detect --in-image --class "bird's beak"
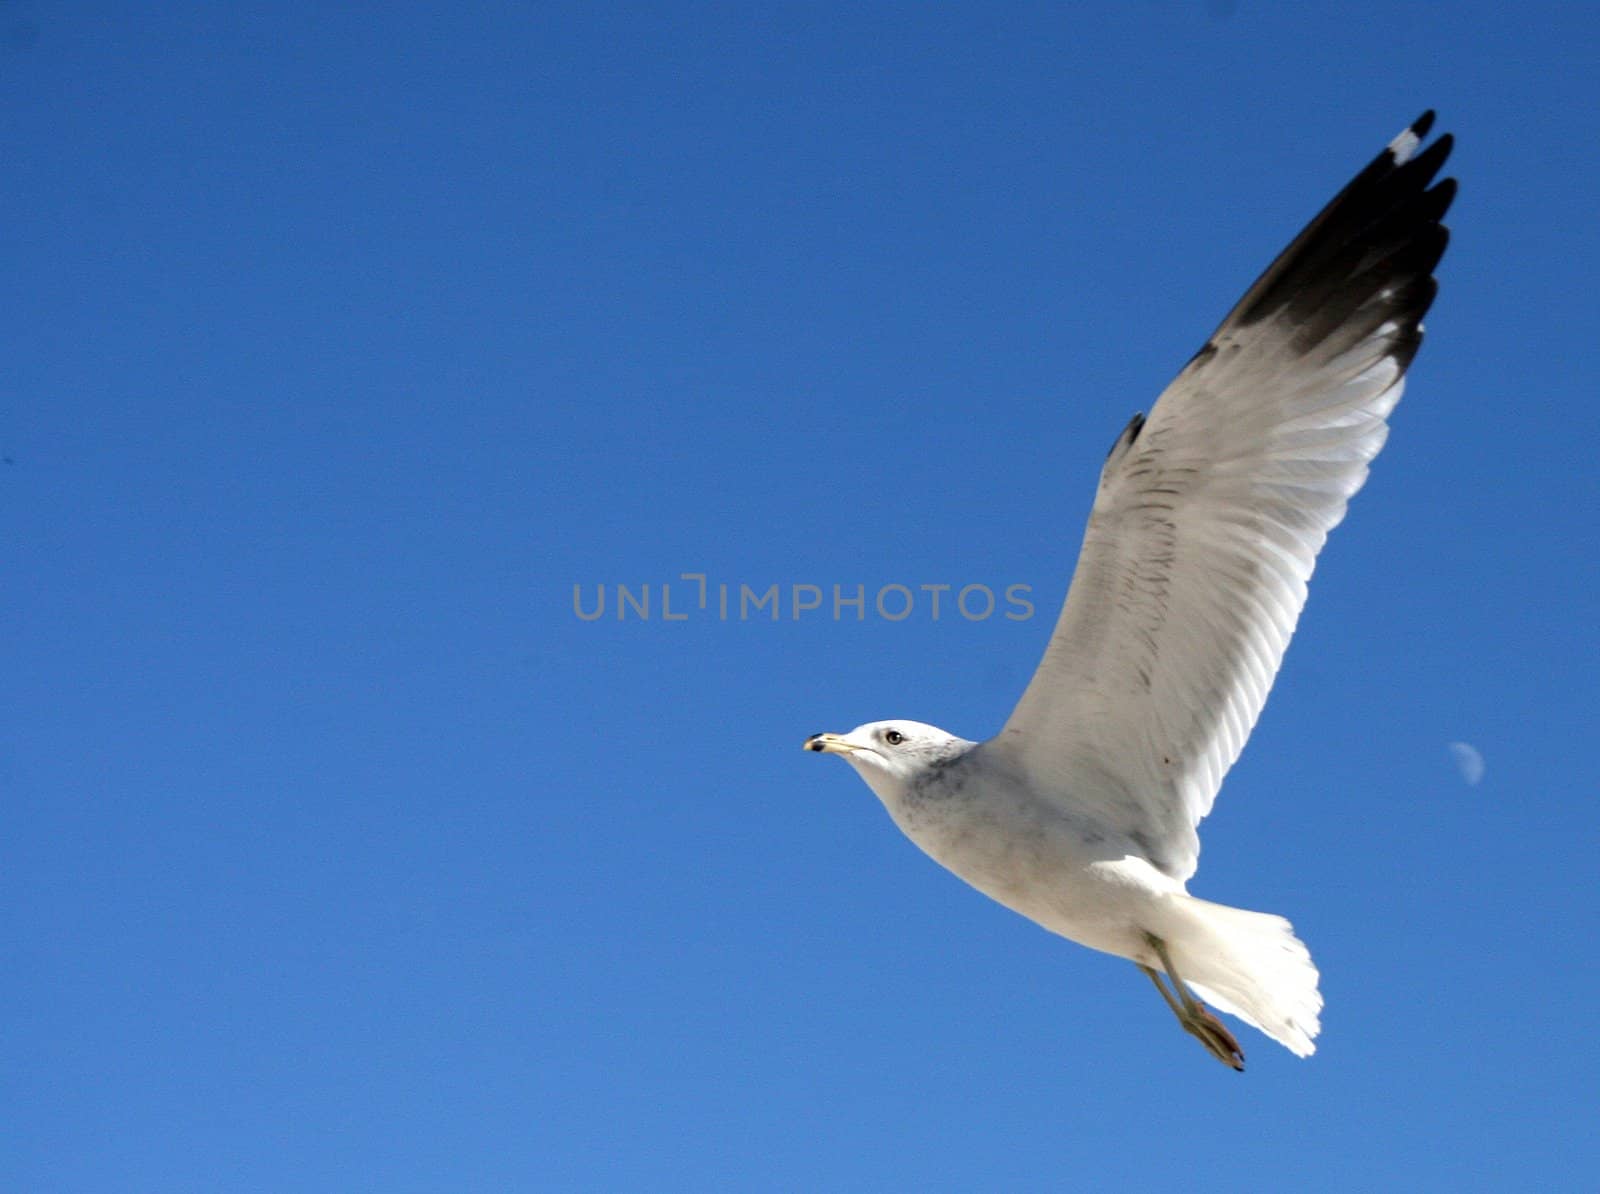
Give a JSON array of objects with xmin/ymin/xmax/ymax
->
[{"xmin": 804, "ymin": 732, "xmax": 857, "ymax": 755}]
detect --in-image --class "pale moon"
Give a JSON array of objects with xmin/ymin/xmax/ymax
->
[{"xmin": 1447, "ymin": 741, "xmax": 1485, "ymax": 786}]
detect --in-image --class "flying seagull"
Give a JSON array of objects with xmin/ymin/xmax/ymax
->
[{"xmin": 807, "ymin": 113, "xmax": 1455, "ymax": 1070}]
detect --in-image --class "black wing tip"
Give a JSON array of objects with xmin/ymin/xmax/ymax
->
[
  {"xmin": 1387, "ymin": 112, "xmax": 1452, "ymax": 176},
  {"xmin": 1224, "ymin": 111, "xmax": 1456, "ymax": 334},
  {"xmin": 1419, "ymin": 131, "xmax": 1455, "ymax": 169}
]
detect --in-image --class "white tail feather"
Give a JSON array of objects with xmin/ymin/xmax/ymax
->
[{"xmin": 1169, "ymin": 896, "xmax": 1323, "ymax": 1057}]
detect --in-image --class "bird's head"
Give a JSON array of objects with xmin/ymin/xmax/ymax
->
[{"xmin": 804, "ymin": 720, "xmax": 973, "ymax": 802}]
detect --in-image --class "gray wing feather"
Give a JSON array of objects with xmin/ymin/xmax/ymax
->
[{"xmin": 992, "ymin": 114, "xmax": 1455, "ymax": 881}]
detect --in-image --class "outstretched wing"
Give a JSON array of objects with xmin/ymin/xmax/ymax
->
[{"xmin": 990, "ymin": 113, "xmax": 1455, "ymax": 881}]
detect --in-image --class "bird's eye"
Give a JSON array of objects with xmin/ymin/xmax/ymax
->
[{"xmin": 884, "ymin": 729, "xmax": 905, "ymax": 746}]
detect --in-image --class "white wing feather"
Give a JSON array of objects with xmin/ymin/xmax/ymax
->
[{"xmin": 990, "ymin": 115, "xmax": 1455, "ymax": 881}]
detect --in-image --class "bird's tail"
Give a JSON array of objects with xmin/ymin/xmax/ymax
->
[{"xmin": 1168, "ymin": 895, "xmax": 1323, "ymax": 1057}]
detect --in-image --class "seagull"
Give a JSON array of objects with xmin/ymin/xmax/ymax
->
[{"xmin": 807, "ymin": 113, "xmax": 1455, "ymax": 1070}]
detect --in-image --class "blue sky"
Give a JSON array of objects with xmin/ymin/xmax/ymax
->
[{"xmin": 5, "ymin": 3, "xmax": 1598, "ymax": 1190}]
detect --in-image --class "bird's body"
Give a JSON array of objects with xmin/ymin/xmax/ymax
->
[
  {"xmin": 860, "ymin": 735, "xmax": 1166, "ymax": 962},
  {"xmin": 817, "ymin": 721, "xmax": 1319, "ymax": 1059},
  {"xmin": 807, "ymin": 113, "xmax": 1455, "ymax": 1069}
]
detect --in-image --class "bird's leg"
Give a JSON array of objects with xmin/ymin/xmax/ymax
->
[
  {"xmin": 1143, "ymin": 933, "xmax": 1245, "ymax": 1072},
  {"xmin": 1139, "ymin": 964, "xmax": 1186, "ymax": 1019},
  {"xmin": 1141, "ymin": 961, "xmax": 1235, "ymax": 1066}
]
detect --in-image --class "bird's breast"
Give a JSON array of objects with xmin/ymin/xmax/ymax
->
[{"xmin": 882, "ymin": 766, "xmax": 1167, "ymax": 956}]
